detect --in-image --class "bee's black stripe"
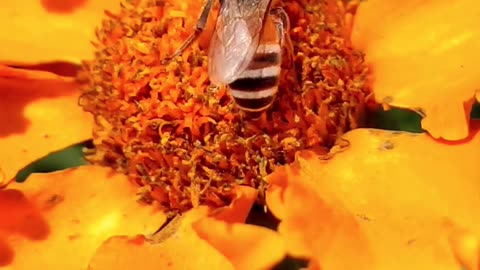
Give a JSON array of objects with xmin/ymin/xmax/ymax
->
[
  {"xmin": 228, "ymin": 76, "xmax": 279, "ymax": 92},
  {"xmin": 243, "ymin": 110, "xmax": 264, "ymax": 120},
  {"xmin": 248, "ymin": 52, "xmax": 281, "ymax": 69},
  {"xmin": 234, "ymin": 96, "xmax": 275, "ymax": 111}
]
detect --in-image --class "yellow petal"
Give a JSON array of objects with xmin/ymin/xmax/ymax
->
[
  {"xmin": 0, "ymin": 0, "xmax": 119, "ymax": 65},
  {"xmin": 0, "ymin": 165, "xmax": 166, "ymax": 270},
  {"xmin": 88, "ymin": 207, "xmax": 234, "ymax": 270},
  {"xmin": 0, "ymin": 67, "xmax": 93, "ymax": 182},
  {"xmin": 193, "ymin": 218, "xmax": 286, "ymax": 270},
  {"xmin": 352, "ymin": 0, "xmax": 480, "ymax": 140},
  {"xmin": 89, "ymin": 186, "xmax": 285, "ymax": 270},
  {"xmin": 193, "ymin": 186, "xmax": 286, "ymax": 270},
  {"xmin": 266, "ymin": 123, "xmax": 480, "ymax": 269},
  {"xmin": 266, "ymin": 164, "xmax": 373, "ymax": 270}
]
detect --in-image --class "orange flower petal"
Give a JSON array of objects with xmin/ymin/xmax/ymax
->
[
  {"xmin": 89, "ymin": 186, "xmax": 278, "ymax": 270},
  {"xmin": 0, "ymin": 67, "xmax": 93, "ymax": 183},
  {"xmin": 193, "ymin": 218, "xmax": 286, "ymax": 270},
  {"xmin": 0, "ymin": 64, "xmax": 69, "ymax": 80},
  {"xmin": 88, "ymin": 207, "xmax": 234, "ymax": 270},
  {"xmin": 0, "ymin": 165, "xmax": 166, "ymax": 269},
  {"xmin": 208, "ymin": 185, "xmax": 258, "ymax": 223},
  {"xmin": 266, "ymin": 164, "xmax": 373, "ymax": 270},
  {"xmin": 352, "ymin": 0, "xmax": 480, "ymax": 140},
  {"xmin": 193, "ymin": 186, "xmax": 287, "ymax": 270},
  {"xmin": 266, "ymin": 123, "xmax": 480, "ymax": 269},
  {"xmin": 0, "ymin": 0, "xmax": 119, "ymax": 65}
]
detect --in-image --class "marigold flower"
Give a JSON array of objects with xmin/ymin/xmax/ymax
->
[
  {"xmin": 0, "ymin": 0, "xmax": 479, "ymax": 269},
  {"xmin": 77, "ymin": 0, "xmax": 370, "ymax": 213}
]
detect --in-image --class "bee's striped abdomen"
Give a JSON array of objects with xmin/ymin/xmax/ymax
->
[{"xmin": 227, "ymin": 43, "xmax": 282, "ymax": 114}]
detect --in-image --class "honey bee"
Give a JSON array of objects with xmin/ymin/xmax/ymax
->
[{"xmin": 165, "ymin": 0, "xmax": 294, "ymax": 119}]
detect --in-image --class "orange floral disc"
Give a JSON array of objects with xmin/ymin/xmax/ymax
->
[{"xmin": 78, "ymin": 0, "xmax": 371, "ymax": 212}]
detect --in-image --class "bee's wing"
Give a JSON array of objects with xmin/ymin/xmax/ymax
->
[{"xmin": 208, "ymin": 0, "xmax": 271, "ymax": 84}]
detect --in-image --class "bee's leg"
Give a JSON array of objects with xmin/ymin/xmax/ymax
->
[
  {"xmin": 239, "ymin": 110, "xmax": 247, "ymax": 132},
  {"xmin": 269, "ymin": 7, "xmax": 300, "ymax": 90},
  {"xmin": 269, "ymin": 7, "xmax": 294, "ymax": 70},
  {"xmin": 163, "ymin": 0, "xmax": 215, "ymax": 64}
]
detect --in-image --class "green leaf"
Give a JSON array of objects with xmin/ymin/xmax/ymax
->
[
  {"xmin": 367, "ymin": 107, "xmax": 423, "ymax": 133},
  {"xmin": 471, "ymin": 102, "xmax": 480, "ymax": 119},
  {"xmin": 15, "ymin": 140, "xmax": 92, "ymax": 182}
]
